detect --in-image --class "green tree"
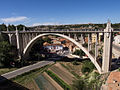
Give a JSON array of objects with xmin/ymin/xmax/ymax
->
[
  {"xmin": 73, "ymin": 49, "xmax": 85, "ymax": 58},
  {"xmin": 8, "ymin": 24, "xmax": 16, "ymax": 31},
  {"xmin": 29, "ymin": 38, "xmax": 45, "ymax": 60},
  {"xmin": 17, "ymin": 24, "xmax": 25, "ymax": 31},
  {"xmin": 43, "ymin": 36, "xmax": 52, "ymax": 44},
  {"xmin": 72, "ymin": 79, "xmax": 86, "ymax": 90},
  {"xmin": 81, "ymin": 60, "xmax": 95, "ymax": 74},
  {"xmin": 0, "ymin": 24, "xmax": 7, "ymax": 31},
  {"xmin": 0, "ymin": 41, "xmax": 14, "ymax": 67}
]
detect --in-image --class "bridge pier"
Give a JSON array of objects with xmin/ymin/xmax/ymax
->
[
  {"xmin": 81, "ymin": 34, "xmax": 85, "ymax": 44},
  {"xmin": 102, "ymin": 21, "xmax": 113, "ymax": 73},
  {"xmin": 16, "ymin": 27, "xmax": 22, "ymax": 60},
  {"xmin": 95, "ymin": 33, "xmax": 98, "ymax": 60},
  {"xmin": 88, "ymin": 34, "xmax": 92, "ymax": 52}
]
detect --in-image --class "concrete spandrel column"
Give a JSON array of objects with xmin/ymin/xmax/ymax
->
[
  {"xmin": 81, "ymin": 34, "xmax": 85, "ymax": 44},
  {"xmin": 74, "ymin": 34, "xmax": 77, "ymax": 41},
  {"xmin": 88, "ymin": 34, "xmax": 90, "ymax": 52},
  {"xmin": 95, "ymin": 33, "xmax": 98, "ymax": 60},
  {"xmin": 102, "ymin": 20, "xmax": 113, "ymax": 73},
  {"xmin": 16, "ymin": 27, "xmax": 21, "ymax": 59},
  {"xmin": 68, "ymin": 33, "xmax": 71, "ymax": 37},
  {"xmin": 7, "ymin": 27, "xmax": 13, "ymax": 44},
  {"xmin": 23, "ymin": 27, "xmax": 26, "ymax": 31},
  {"xmin": 89, "ymin": 34, "xmax": 92, "ymax": 51},
  {"xmin": 88, "ymin": 34, "xmax": 92, "ymax": 52},
  {"xmin": 22, "ymin": 34, "xmax": 26, "ymax": 49}
]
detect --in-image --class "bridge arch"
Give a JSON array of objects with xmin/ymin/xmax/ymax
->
[{"xmin": 23, "ymin": 33, "xmax": 101, "ymax": 73}]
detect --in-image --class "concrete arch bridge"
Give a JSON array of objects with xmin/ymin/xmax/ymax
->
[{"xmin": 1, "ymin": 21, "xmax": 119, "ymax": 74}]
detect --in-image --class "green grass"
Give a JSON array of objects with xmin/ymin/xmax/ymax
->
[
  {"xmin": 11, "ymin": 64, "xmax": 52, "ymax": 85},
  {"xmin": 0, "ymin": 68, "xmax": 17, "ymax": 75},
  {"xmin": 46, "ymin": 70, "xmax": 71, "ymax": 90}
]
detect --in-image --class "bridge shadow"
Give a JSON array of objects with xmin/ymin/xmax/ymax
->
[
  {"xmin": 111, "ymin": 58, "xmax": 120, "ymax": 71},
  {"xmin": 0, "ymin": 76, "xmax": 29, "ymax": 90}
]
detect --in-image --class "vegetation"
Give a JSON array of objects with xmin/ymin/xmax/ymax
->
[
  {"xmin": 72, "ymin": 71, "xmax": 101, "ymax": 90},
  {"xmin": 46, "ymin": 70, "xmax": 71, "ymax": 90},
  {"xmin": 118, "ymin": 68, "xmax": 120, "ymax": 71},
  {"xmin": 72, "ymin": 79, "xmax": 86, "ymax": 90},
  {"xmin": 0, "ymin": 68, "xmax": 17, "ymax": 75},
  {"xmin": 81, "ymin": 60, "xmax": 95, "ymax": 74},
  {"xmin": 72, "ymin": 60, "xmax": 79, "ymax": 65},
  {"xmin": 11, "ymin": 65, "xmax": 50, "ymax": 85},
  {"xmin": 73, "ymin": 49, "xmax": 85, "ymax": 58},
  {"xmin": 43, "ymin": 36, "xmax": 52, "ymax": 44},
  {"xmin": 0, "ymin": 34, "xmax": 17, "ymax": 67}
]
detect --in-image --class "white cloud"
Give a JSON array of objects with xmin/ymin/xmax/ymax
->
[
  {"xmin": 1, "ymin": 16, "xmax": 28, "ymax": 23},
  {"xmin": 32, "ymin": 22, "xmax": 60, "ymax": 26}
]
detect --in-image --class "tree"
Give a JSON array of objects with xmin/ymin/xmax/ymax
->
[
  {"xmin": 8, "ymin": 24, "xmax": 16, "ymax": 31},
  {"xmin": 0, "ymin": 41, "xmax": 14, "ymax": 67},
  {"xmin": 17, "ymin": 24, "xmax": 25, "ymax": 31},
  {"xmin": 72, "ymin": 79, "xmax": 86, "ymax": 90},
  {"xmin": 0, "ymin": 24, "xmax": 7, "ymax": 31},
  {"xmin": 73, "ymin": 49, "xmax": 85, "ymax": 58},
  {"xmin": 43, "ymin": 36, "xmax": 52, "ymax": 44},
  {"xmin": 81, "ymin": 60, "xmax": 95, "ymax": 74},
  {"xmin": 29, "ymin": 38, "xmax": 45, "ymax": 60}
]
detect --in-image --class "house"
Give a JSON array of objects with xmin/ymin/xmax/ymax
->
[{"xmin": 43, "ymin": 44, "xmax": 63, "ymax": 53}]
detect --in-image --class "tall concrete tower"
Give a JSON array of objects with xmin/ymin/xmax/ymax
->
[{"xmin": 102, "ymin": 20, "xmax": 113, "ymax": 73}]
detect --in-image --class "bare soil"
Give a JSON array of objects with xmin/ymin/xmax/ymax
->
[
  {"xmin": 25, "ymin": 79, "xmax": 40, "ymax": 90},
  {"xmin": 49, "ymin": 63, "xmax": 76, "ymax": 85},
  {"xmin": 43, "ymin": 72, "xmax": 63, "ymax": 90},
  {"xmin": 60, "ymin": 61, "xmax": 83, "ymax": 76}
]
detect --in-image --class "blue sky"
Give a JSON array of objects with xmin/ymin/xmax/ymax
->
[{"xmin": 0, "ymin": 0, "xmax": 120, "ymax": 26}]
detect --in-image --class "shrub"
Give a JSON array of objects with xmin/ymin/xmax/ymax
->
[
  {"xmin": 81, "ymin": 60, "xmax": 95, "ymax": 74},
  {"xmin": 46, "ymin": 70, "xmax": 70, "ymax": 90},
  {"xmin": 81, "ymin": 67, "xmax": 91, "ymax": 74},
  {"xmin": 72, "ymin": 60, "xmax": 79, "ymax": 65}
]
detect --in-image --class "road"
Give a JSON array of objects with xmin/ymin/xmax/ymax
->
[
  {"xmin": 113, "ymin": 44, "xmax": 120, "ymax": 51},
  {"xmin": 1, "ymin": 61, "xmax": 54, "ymax": 80},
  {"xmin": 112, "ymin": 44, "xmax": 120, "ymax": 58}
]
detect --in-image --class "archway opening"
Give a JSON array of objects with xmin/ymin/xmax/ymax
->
[{"xmin": 23, "ymin": 33, "xmax": 101, "ymax": 73}]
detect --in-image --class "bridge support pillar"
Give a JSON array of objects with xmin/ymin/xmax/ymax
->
[
  {"xmin": 16, "ymin": 27, "xmax": 22, "ymax": 60},
  {"xmin": 7, "ymin": 27, "xmax": 13, "ymax": 44},
  {"xmin": 88, "ymin": 34, "xmax": 92, "ymax": 52},
  {"xmin": 81, "ymin": 34, "xmax": 85, "ymax": 44},
  {"xmin": 95, "ymin": 33, "xmax": 98, "ymax": 60},
  {"xmin": 102, "ymin": 21, "xmax": 113, "ymax": 73},
  {"xmin": 74, "ymin": 34, "xmax": 78, "ymax": 41},
  {"xmin": 68, "ymin": 33, "xmax": 71, "ymax": 37}
]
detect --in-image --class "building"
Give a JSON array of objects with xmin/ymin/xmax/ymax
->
[
  {"xmin": 43, "ymin": 43, "xmax": 63, "ymax": 53},
  {"xmin": 91, "ymin": 33, "xmax": 96, "ymax": 43},
  {"xmin": 91, "ymin": 33, "xmax": 103, "ymax": 43},
  {"xmin": 114, "ymin": 35, "xmax": 120, "ymax": 45}
]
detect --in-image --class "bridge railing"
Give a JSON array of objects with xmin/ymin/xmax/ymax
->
[{"xmin": 0, "ymin": 28, "xmax": 119, "ymax": 33}]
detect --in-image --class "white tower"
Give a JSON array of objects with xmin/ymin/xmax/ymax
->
[{"xmin": 102, "ymin": 20, "xmax": 113, "ymax": 73}]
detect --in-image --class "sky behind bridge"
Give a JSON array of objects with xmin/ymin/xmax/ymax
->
[{"xmin": 0, "ymin": 0, "xmax": 120, "ymax": 26}]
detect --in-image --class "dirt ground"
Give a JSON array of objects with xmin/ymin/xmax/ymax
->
[
  {"xmin": 60, "ymin": 61, "xmax": 83, "ymax": 76},
  {"xmin": 43, "ymin": 72, "xmax": 63, "ymax": 90},
  {"xmin": 49, "ymin": 63, "xmax": 76, "ymax": 85},
  {"xmin": 25, "ymin": 79, "xmax": 40, "ymax": 90}
]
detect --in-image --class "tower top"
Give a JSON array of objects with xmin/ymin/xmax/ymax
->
[
  {"xmin": 107, "ymin": 19, "xmax": 111, "ymax": 29},
  {"xmin": 16, "ymin": 26, "xmax": 18, "ymax": 31},
  {"xmin": 105, "ymin": 19, "xmax": 113, "ymax": 32}
]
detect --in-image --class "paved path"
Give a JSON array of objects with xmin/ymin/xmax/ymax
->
[
  {"xmin": 113, "ymin": 44, "xmax": 120, "ymax": 58},
  {"xmin": 113, "ymin": 44, "xmax": 120, "ymax": 52},
  {"xmin": 1, "ymin": 61, "xmax": 54, "ymax": 79}
]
